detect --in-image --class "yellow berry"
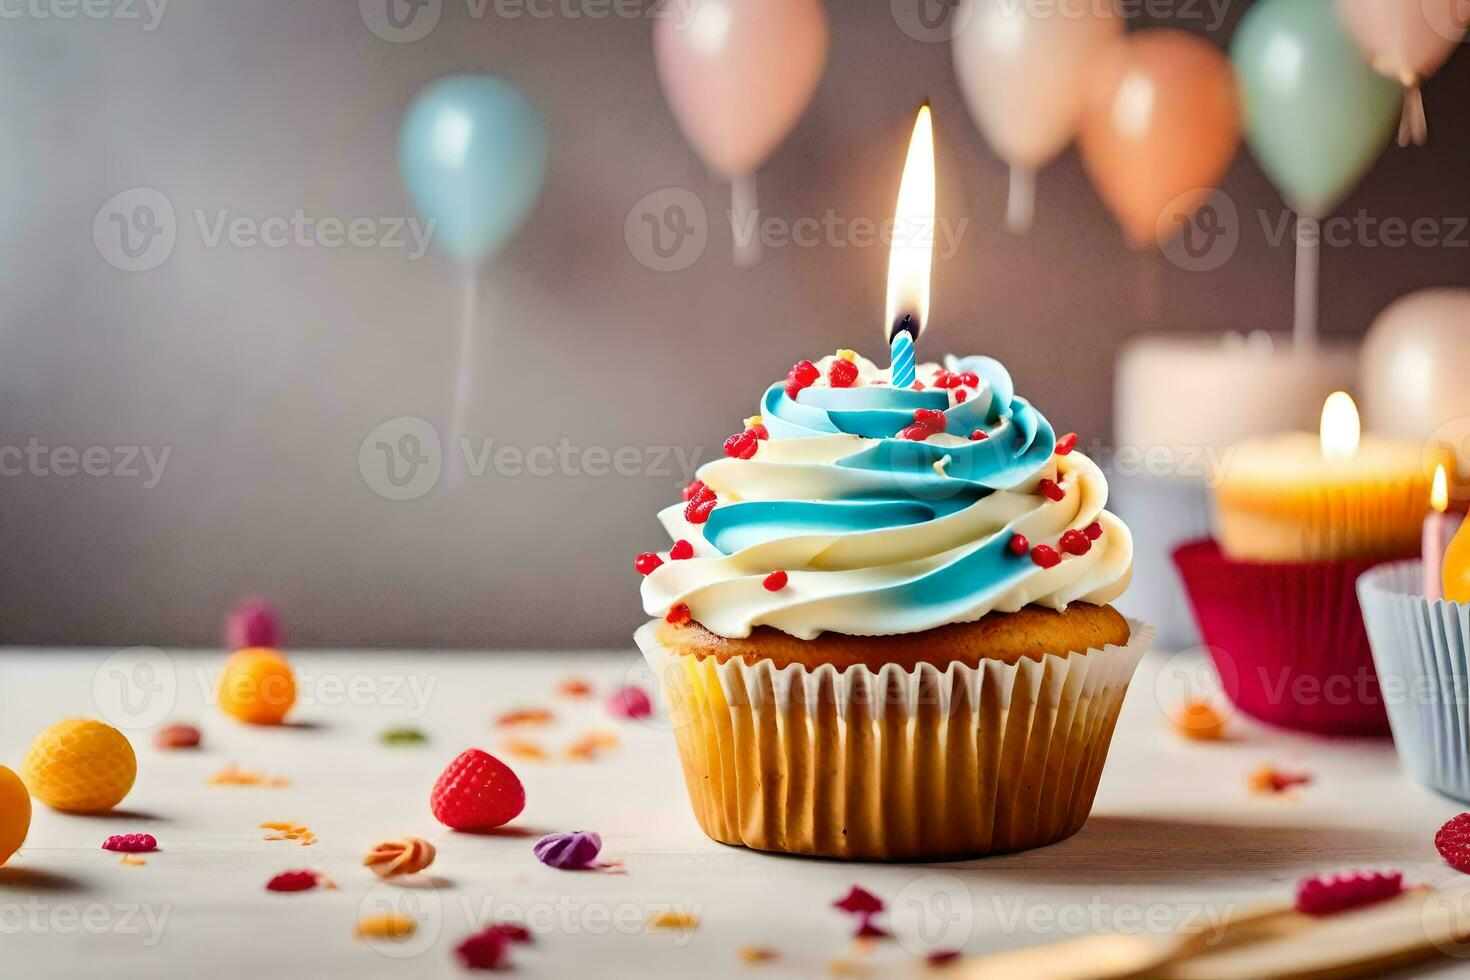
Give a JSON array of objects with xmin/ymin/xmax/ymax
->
[
  {"xmin": 218, "ymin": 648, "xmax": 296, "ymax": 725},
  {"xmin": 22, "ymin": 719, "xmax": 137, "ymax": 814},
  {"xmin": 0, "ymin": 765, "xmax": 32, "ymax": 865}
]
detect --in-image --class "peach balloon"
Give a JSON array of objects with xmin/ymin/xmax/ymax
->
[
  {"xmin": 653, "ymin": 0, "xmax": 827, "ymax": 179},
  {"xmin": 1078, "ymin": 30, "xmax": 1240, "ymax": 249},
  {"xmin": 1337, "ymin": 0, "xmax": 1469, "ymax": 145}
]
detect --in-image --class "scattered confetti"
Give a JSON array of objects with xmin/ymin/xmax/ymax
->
[
  {"xmin": 566, "ymin": 731, "xmax": 619, "ymax": 761},
  {"xmin": 356, "ymin": 912, "xmax": 416, "ymax": 940},
  {"xmin": 1296, "ymin": 871, "xmax": 1404, "ymax": 915},
  {"xmin": 1171, "ymin": 700, "xmax": 1227, "ymax": 741},
  {"xmin": 364, "ymin": 837, "xmax": 436, "ymax": 878},
  {"xmin": 265, "ymin": 870, "xmax": 321, "ymax": 893},
  {"xmin": 261, "ymin": 822, "xmax": 317, "ymax": 846},
  {"xmin": 118, "ymin": 854, "xmax": 147, "ymax": 866},
  {"xmin": 225, "ymin": 596, "xmax": 281, "ymax": 650},
  {"xmin": 855, "ymin": 920, "xmax": 889, "ymax": 939},
  {"xmin": 501, "ymin": 738, "xmax": 550, "ymax": 762},
  {"xmin": 1437, "ymin": 814, "xmax": 1470, "ymax": 872},
  {"xmin": 648, "ymin": 909, "xmax": 699, "ymax": 931},
  {"xmin": 379, "ymin": 727, "xmax": 428, "ymax": 746},
  {"xmin": 556, "ymin": 678, "xmax": 594, "ymax": 699},
  {"xmin": 827, "ymin": 959, "xmax": 869, "ymax": 977},
  {"xmin": 496, "ymin": 708, "xmax": 555, "ymax": 728},
  {"xmin": 738, "ymin": 946, "xmax": 778, "ymax": 964},
  {"xmin": 207, "ymin": 763, "xmax": 289, "ymax": 788},
  {"xmin": 534, "ymin": 831, "xmax": 602, "ymax": 870},
  {"xmin": 925, "ymin": 950, "xmax": 961, "ymax": 967},
  {"xmin": 606, "ymin": 687, "xmax": 653, "ymax": 720},
  {"xmin": 102, "ymin": 833, "xmax": 157, "ymax": 853},
  {"xmin": 1248, "ymin": 765, "xmax": 1313, "ymax": 795},
  {"xmin": 832, "ymin": 886, "xmax": 884, "ymax": 916},
  {"xmin": 456, "ymin": 926, "xmax": 510, "ymax": 971},
  {"xmin": 154, "ymin": 724, "xmax": 202, "ymax": 750}
]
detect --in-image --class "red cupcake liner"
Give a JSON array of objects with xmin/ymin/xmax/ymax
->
[{"xmin": 1172, "ymin": 539, "xmax": 1392, "ymax": 736}]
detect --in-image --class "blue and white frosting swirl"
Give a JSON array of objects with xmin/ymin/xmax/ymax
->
[{"xmin": 641, "ymin": 352, "xmax": 1133, "ymax": 639}]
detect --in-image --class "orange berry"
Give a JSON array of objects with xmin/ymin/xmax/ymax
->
[
  {"xmin": 0, "ymin": 765, "xmax": 32, "ymax": 865},
  {"xmin": 218, "ymin": 648, "xmax": 296, "ymax": 725},
  {"xmin": 22, "ymin": 718, "xmax": 137, "ymax": 814},
  {"xmin": 1170, "ymin": 699, "xmax": 1226, "ymax": 741}
]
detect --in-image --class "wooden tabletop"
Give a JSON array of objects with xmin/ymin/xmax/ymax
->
[{"xmin": 1, "ymin": 647, "xmax": 1466, "ymax": 979}]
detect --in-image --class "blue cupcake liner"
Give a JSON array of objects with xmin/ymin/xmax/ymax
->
[{"xmin": 1358, "ymin": 560, "xmax": 1470, "ymax": 802}]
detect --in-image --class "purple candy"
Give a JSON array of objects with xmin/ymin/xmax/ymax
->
[
  {"xmin": 225, "ymin": 597, "xmax": 281, "ymax": 650},
  {"xmin": 606, "ymin": 686, "xmax": 652, "ymax": 720},
  {"xmin": 533, "ymin": 831, "xmax": 602, "ymax": 870}
]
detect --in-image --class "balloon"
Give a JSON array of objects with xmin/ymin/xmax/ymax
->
[
  {"xmin": 952, "ymin": 0, "xmax": 1122, "ymax": 231},
  {"xmin": 399, "ymin": 75, "xmax": 548, "ymax": 267},
  {"xmin": 1337, "ymin": 0, "xmax": 1469, "ymax": 146},
  {"xmin": 1079, "ymin": 30, "xmax": 1240, "ymax": 249},
  {"xmin": 1231, "ymin": 0, "xmax": 1400, "ymax": 218},
  {"xmin": 652, "ymin": 0, "xmax": 827, "ymax": 179}
]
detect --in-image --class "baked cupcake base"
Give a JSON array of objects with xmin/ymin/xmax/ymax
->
[{"xmin": 636, "ymin": 606, "xmax": 1152, "ymax": 861}]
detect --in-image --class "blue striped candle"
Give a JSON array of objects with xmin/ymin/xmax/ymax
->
[{"xmin": 890, "ymin": 328, "xmax": 915, "ymax": 389}]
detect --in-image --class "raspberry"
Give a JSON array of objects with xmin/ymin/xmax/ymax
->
[
  {"xmin": 1295, "ymin": 871, "xmax": 1403, "ymax": 915},
  {"xmin": 933, "ymin": 370, "xmax": 958, "ymax": 389},
  {"xmin": 723, "ymin": 430, "xmax": 758, "ymax": 460},
  {"xmin": 954, "ymin": 389, "xmax": 967, "ymax": 404},
  {"xmin": 666, "ymin": 603, "xmax": 691, "ymax": 625},
  {"xmin": 1084, "ymin": 521, "xmax": 1103, "ymax": 540},
  {"xmin": 898, "ymin": 424, "xmax": 934, "ymax": 441},
  {"xmin": 913, "ymin": 409, "xmax": 946, "ymax": 430},
  {"xmin": 763, "ymin": 570, "xmax": 788, "ymax": 591},
  {"xmin": 430, "ymin": 749, "xmax": 526, "ymax": 833},
  {"xmin": 1055, "ymin": 432, "xmax": 1078, "ymax": 456},
  {"xmin": 785, "ymin": 360, "xmax": 819, "ymax": 398},
  {"xmin": 749, "ymin": 423, "xmax": 769, "ymax": 440},
  {"xmin": 1059, "ymin": 529, "xmax": 1091, "ymax": 556},
  {"xmin": 1437, "ymin": 814, "xmax": 1470, "ymax": 872},
  {"xmin": 970, "ymin": 430, "xmax": 988, "ymax": 441},
  {"xmin": 1031, "ymin": 545, "xmax": 1061, "ymax": 569},
  {"xmin": 828, "ymin": 359, "xmax": 859, "ymax": 388},
  {"xmin": 669, "ymin": 539, "xmax": 694, "ymax": 560},
  {"xmin": 634, "ymin": 553, "xmax": 662, "ymax": 576},
  {"xmin": 102, "ymin": 833, "xmax": 157, "ymax": 853},
  {"xmin": 684, "ymin": 484, "xmax": 717, "ymax": 524},
  {"xmin": 1007, "ymin": 534, "xmax": 1029, "ymax": 556},
  {"xmin": 1037, "ymin": 478, "xmax": 1065, "ymax": 502},
  {"xmin": 456, "ymin": 926, "xmax": 509, "ymax": 970},
  {"xmin": 493, "ymin": 922, "xmax": 533, "ymax": 944},
  {"xmin": 958, "ymin": 371, "xmax": 979, "ymax": 388},
  {"xmin": 681, "ymin": 479, "xmax": 703, "ymax": 502},
  {"xmin": 265, "ymin": 870, "xmax": 319, "ymax": 892}
]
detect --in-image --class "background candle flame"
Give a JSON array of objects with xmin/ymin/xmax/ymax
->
[
  {"xmin": 884, "ymin": 104, "xmax": 935, "ymax": 341},
  {"xmin": 1320, "ymin": 391, "xmax": 1361, "ymax": 461},
  {"xmin": 1433, "ymin": 463, "xmax": 1449, "ymax": 513}
]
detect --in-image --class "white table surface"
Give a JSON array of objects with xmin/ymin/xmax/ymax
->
[{"xmin": 1, "ymin": 646, "xmax": 1467, "ymax": 979}]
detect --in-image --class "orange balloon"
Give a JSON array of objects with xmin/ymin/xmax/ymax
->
[{"xmin": 1079, "ymin": 30, "xmax": 1241, "ymax": 249}]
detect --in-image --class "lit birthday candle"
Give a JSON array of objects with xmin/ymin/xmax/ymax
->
[
  {"xmin": 885, "ymin": 104, "xmax": 934, "ymax": 390},
  {"xmin": 1423, "ymin": 464, "xmax": 1460, "ymax": 601}
]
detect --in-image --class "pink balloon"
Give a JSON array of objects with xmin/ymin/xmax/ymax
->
[
  {"xmin": 653, "ymin": 0, "xmax": 828, "ymax": 178},
  {"xmin": 1337, "ymin": 0, "xmax": 1468, "ymax": 82}
]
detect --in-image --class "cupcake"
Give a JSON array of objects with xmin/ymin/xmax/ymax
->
[{"xmin": 634, "ymin": 351, "xmax": 1150, "ymax": 860}]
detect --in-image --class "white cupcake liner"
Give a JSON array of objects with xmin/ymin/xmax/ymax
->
[
  {"xmin": 635, "ymin": 617, "xmax": 1154, "ymax": 860},
  {"xmin": 1107, "ymin": 471, "xmax": 1212, "ymax": 649},
  {"xmin": 1359, "ymin": 561, "xmax": 1470, "ymax": 802}
]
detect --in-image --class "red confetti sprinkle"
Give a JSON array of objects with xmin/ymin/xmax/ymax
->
[
  {"xmin": 1084, "ymin": 521, "xmax": 1103, "ymax": 540},
  {"xmin": 1436, "ymin": 813, "xmax": 1470, "ymax": 872},
  {"xmin": 832, "ymin": 886, "xmax": 884, "ymax": 917},
  {"xmin": 899, "ymin": 424, "xmax": 934, "ymax": 441},
  {"xmin": 763, "ymin": 570, "xmax": 788, "ymax": 591},
  {"xmin": 456, "ymin": 925, "xmax": 510, "ymax": 970},
  {"xmin": 911, "ymin": 381, "xmax": 925, "ymax": 391},
  {"xmin": 1008, "ymin": 533, "xmax": 1029, "ymax": 556},
  {"xmin": 102, "ymin": 834, "xmax": 157, "ymax": 853},
  {"xmin": 1031, "ymin": 545, "xmax": 1061, "ymax": 569},
  {"xmin": 829, "ymin": 359, "xmax": 859, "ymax": 388},
  {"xmin": 1055, "ymin": 432, "xmax": 1078, "ymax": 455},
  {"xmin": 666, "ymin": 603, "xmax": 691, "ymax": 625},
  {"xmin": 1038, "ymin": 478, "xmax": 1064, "ymax": 502},
  {"xmin": 970, "ymin": 430, "xmax": 988, "ymax": 441},
  {"xmin": 635, "ymin": 553, "xmax": 662, "ymax": 576},
  {"xmin": 1059, "ymin": 529, "xmax": 1091, "ymax": 556},
  {"xmin": 723, "ymin": 430, "xmax": 759, "ymax": 460},
  {"xmin": 855, "ymin": 919, "xmax": 890, "ymax": 939},
  {"xmin": 954, "ymin": 389, "xmax": 967, "ymax": 404},
  {"xmin": 669, "ymin": 539, "xmax": 694, "ymax": 560},
  {"xmin": 959, "ymin": 371, "xmax": 979, "ymax": 388},
  {"xmin": 750, "ymin": 423, "xmax": 770, "ymax": 440},
  {"xmin": 1296, "ymin": 871, "xmax": 1404, "ymax": 916},
  {"xmin": 265, "ymin": 870, "xmax": 319, "ymax": 893}
]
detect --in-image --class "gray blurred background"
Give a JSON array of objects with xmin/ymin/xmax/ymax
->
[{"xmin": 2, "ymin": 0, "xmax": 1467, "ymax": 648}]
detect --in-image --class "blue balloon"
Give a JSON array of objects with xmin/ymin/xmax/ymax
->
[{"xmin": 399, "ymin": 75, "xmax": 548, "ymax": 267}]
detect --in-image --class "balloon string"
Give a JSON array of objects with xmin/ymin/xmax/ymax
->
[
  {"xmin": 445, "ymin": 272, "xmax": 478, "ymax": 490},
  {"xmin": 1398, "ymin": 85, "xmax": 1428, "ymax": 147},
  {"xmin": 1006, "ymin": 165, "xmax": 1035, "ymax": 234},
  {"xmin": 731, "ymin": 173, "xmax": 762, "ymax": 267},
  {"xmin": 1293, "ymin": 215, "xmax": 1319, "ymax": 352}
]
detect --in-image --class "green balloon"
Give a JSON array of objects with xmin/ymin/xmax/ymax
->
[{"xmin": 1232, "ymin": 0, "xmax": 1400, "ymax": 218}]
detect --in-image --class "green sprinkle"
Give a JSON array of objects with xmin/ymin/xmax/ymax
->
[{"xmin": 379, "ymin": 727, "xmax": 427, "ymax": 746}]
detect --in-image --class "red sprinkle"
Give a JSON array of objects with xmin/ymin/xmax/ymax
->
[
  {"xmin": 749, "ymin": 423, "xmax": 770, "ymax": 440},
  {"xmin": 829, "ymin": 359, "xmax": 859, "ymax": 388},
  {"xmin": 1007, "ymin": 533, "xmax": 1029, "ymax": 556},
  {"xmin": 913, "ymin": 408, "xmax": 946, "ymax": 430},
  {"xmin": 898, "ymin": 424, "xmax": 934, "ymax": 441},
  {"xmin": 959, "ymin": 371, "xmax": 979, "ymax": 388},
  {"xmin": 456, "ymin": 925, "xmax": 510, "ymax": 970},
  {"xmin": 1084, "ymin": 521, "xmax": 1103, "ymax": 540},
  {"xmin": 1038, "ymin": 478, "xmax": 1064, "ymax": 502},
  {"xmin": 933, "ymin": 370, "xmax": 958, "ymax": 389},
  {"xmin": 911, "ymin": 381, "xmax": 925, "ymax": 391},
  {"xmin": 970, "ymin": 430, "xmax": 988, "ymax": 441},
  {"xmin": 723, "ymin": 430, "xmax": 759, "ymax": 460},
  {"xmin": 832, "ymin": 885, "xmax": 884, "ymax": 916},
  {"xmin": 102, "ymin": 834, "xmax": 157, "ymax": 853},
  {"xmin": 265, "ymin": 870, "xmax": 319, "ymax": 893},
  {"xmin": 1059, "ymin": 529, "xmax": 1092, "ymax": 556},
  {"xmin": 634, "ymin": 553, "xmax": 662, "ymax": 576},
  {"xmin": 1055, "ymin": 432, "xmax": 1078, "ymax": 455},
  {"xmin": 666, "ymin": 603, "xmax": 691, "ymax": 625},
  {"xmin": 1031, "ymin": 545, "xmax": 1061, "ymax": 569},
  {"xmin": 763, "ymin": 570, "xmax": 788, "ymax": 591},
  {"xmin": 1436, "ymin": 813, "xmax": 1470, "ymax": 872},
  {"xmin": 954, "ymin": 389, "xmax": 967, "ymax": 404},
  {"xmin": 1295, "ymin": 871, "xmax": 1404, "ymax": 916},
  {"xmin": 669, "ymin": 539, "xmax": 694, "ymax": 560}
]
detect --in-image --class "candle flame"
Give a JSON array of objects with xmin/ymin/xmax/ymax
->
[
  {"xmin": 1319, "ymin": 391, "xmax": 1360, "ymax": 461},
  {"xmin": 1434, "ymin": 463, "xmax": 1449, "ymax": 513},
  {"xmin": 884, "ymin": 105, "xmax": 935, "ymax": 342}
]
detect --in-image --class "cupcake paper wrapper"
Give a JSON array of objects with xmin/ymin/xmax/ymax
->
[
  {"xmin": 1108, "ymin": 471, "xmax": 1212, "ymax": 649},
  {"xmin": 1173, "ymin": 539, "xmax": 1390, "ymax": 736},
  {"xmin": 1359, "ymin": 560, "xmax": 1470, "ymax": 803},
  {"xmin": 635, "ymin": 618, "xmax": 1153, "ymax": 861}
]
